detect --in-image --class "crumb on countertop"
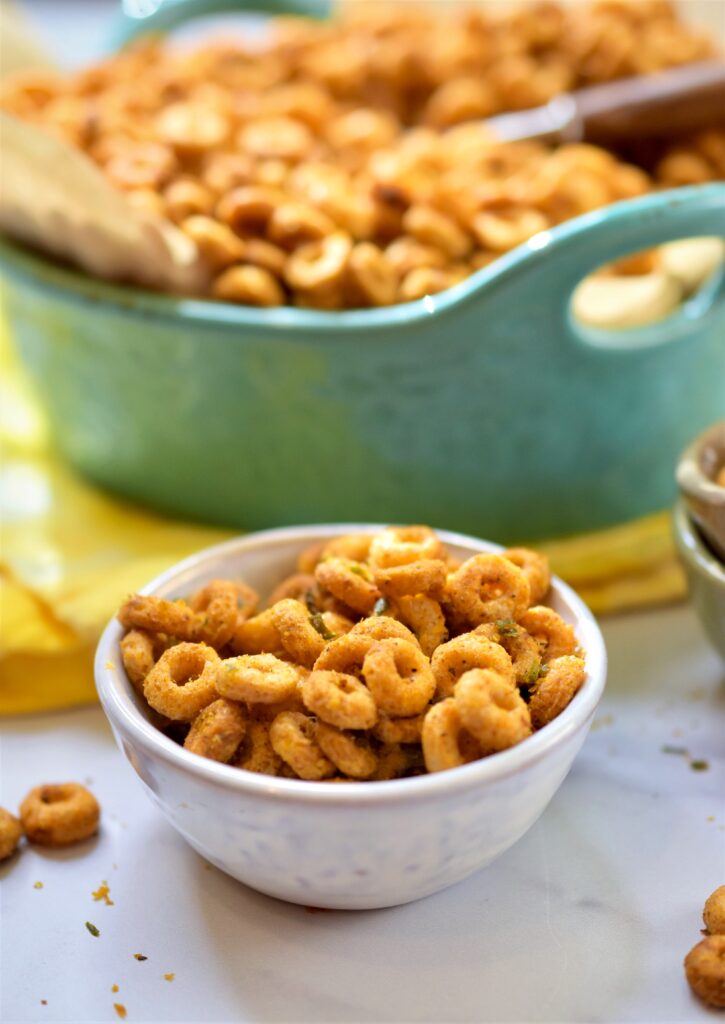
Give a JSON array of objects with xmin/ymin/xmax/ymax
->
[
  {"xmin": 111, "ymin": 984, "xmax": 119, "ymax": 993},
  {"xmin": 164, "ymin": 973, "xmax": 175, "ymax": 982},
  {"xmin": 133, "ymin": 953, "xmax": 147, "ymax": 961},
  {"xmin": 92, "ymin": 882, "xmax": 114, "ymax": 905},
  {"xmin": 85, "ymin": 922, "xmax": 100, "ymax": 937},
  {"xmin": 113, "ymin": 1003, "xmax": 127, "ymax": 1020},
  {"xmin": 34, "ymin": 881, "xmax": 43, "ymax": 890}
]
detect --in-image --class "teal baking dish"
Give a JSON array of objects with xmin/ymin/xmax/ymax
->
[{"xmin": 2, "ymin": 185, "xmax": 724, "ymax": 541}]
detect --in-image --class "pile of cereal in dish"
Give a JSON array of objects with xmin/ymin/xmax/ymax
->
[
  {"xmin": 1, "ymin": 2, "xmax": 721, "ymax": 309},
  {"xmin": 117, "ymin": 527, "xmax": 587, "ymax": 782}
]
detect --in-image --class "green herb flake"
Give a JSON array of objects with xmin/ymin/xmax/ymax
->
[
  {"xmin": 349, "ymin": 564, "xmax": 368, "ymax": 579},
  {"xmin": 373, "ymin": 597, "xmax": 389, "ymax": 616},
  {"xmin": 224, "ymin": 662, "xmax": 237, "ymax": 672},
  {"xmin": 496, "ymin": 619, "xmax": 520, "ymax": 638},
  {"xmin": 310, "ymin": 613, "xmax": 334, "ymax": 641},
  {"xmin": 526, "ymin": 659, "xmax": 541, "ymax": 685},
  {"xmin": 690, "ymin": 760, "xmax": 710, "ymax": 772},
  {"xmin": 85, "ymin": 922, "xmax": 100, "ymax": 937},
  {"xmin": 305, "ymin": 590, "xmax": 318, "ymax": 615},
  {"xmin": 661, "ymin": 745, "xmax": 688, "ymax": 756}
]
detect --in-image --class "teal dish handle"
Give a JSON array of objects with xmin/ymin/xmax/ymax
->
[{"xmin": 112, "ymin": 0, "xmax": 332, "ymax": 47}]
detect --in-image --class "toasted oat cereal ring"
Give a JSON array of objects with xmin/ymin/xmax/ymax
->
[
  {"xmin": 144, "ymin": 643, "xmax": 220, "ymax": 721},
  {"xmin": 19, "ymin": 784, "xmax": 100, "ymax": 847},
  {"xmin": 231, "ymin": 581, "xmax": 259, "ymax": 621},
  {"xmin": 350, "ymin": 615, "xmax": 420, "ymax": 647},
  {"xmin": 216, "ymin": 653, "xmax": 299, "ymax": 704},
  {"xmin": 528, "ymin": 655, "xmax": 586, "ymax": 729},
  {"xmin": 346, "ymin": 243, "xmax": 397, "ymax": 306},
  {"xmin": 313, "ymin": 632, "xmax": 375, "ymax": 676},
  {"xmin": 503, "ymin": 548, "xmax": 551, "ymax": 605},
  {"xmin": 445, "ymin": 554, "xmax": 531, "ymax": 626},
  {"xmin": 315, "ymin": 722, "xmax": 378, "ymax": 779},
  {"xmin": 454, "ymin": 669, "xmax": 531, "ymax": 753},
  {"xmin": 212, "ymin": 265, "xmax": 285, "ymax": 307},
  {"xmin": 369, "ymin": 525, "xmax": 443, "ymax": 568},
  {"xmin": 362, "ymin": 638, "xmax": 435, "ymax": 717},
  {"xmin": 704, "ymin": 886, "xmax": 725, "ymax": 936},
  {"xmin": 370, "ymin": 743, "xmax": 416, "ymax": 781},
  {"xmin": 156, "ymin": 101, "xmax": 230, "ymax": 155},
  {"xmin": 105, "ymin": 142, "xmax": 177, "ymax": 191},
  {"xmin": 315, "ymin": 557, "xmax": 381, "ymax": 615},
  {"xmin": 374, "ymin": 558, "xmax": 446, "ymax": 599},
  {"xmin": 190, "ymin": 579, "xmax": 240, "ymax": 648},
  {"xmin": 120, "ymin": 629, "xmax": 156, "ymax": 690},
  {"xmin": 180, "ymin": 215, "xmax": 245, "ymax": 270},
  {"xmin": 402, "ymin": 205, "xmax": 472, "ymax": 260},
  {"xmin": 518, "ymin": 606, "xmax": 578, "ymax": 663},
  {"xmin": 421, "ymin": 699, "xmax": 481, "ymax": 773},
  {"xmin": 231, "ymin": 607, "xmax": 283, "ymax": 655},
  {"xmin": 216, "ymin": 185, "xmax": 286, "ymax": 234},
  {"xmin": 302, "ymin": 669, "xmax": 377, "ymax": 730},
  {"xmin": 184, "ymin": 698, "xmax": 247, "ymax": 763},
  {"xmin": 233, "ymin": 720, "xmax": 284, "ymax": 776},
  {"xmin": 372, "ymin": 711, "xmax": 426, "ymax": 745},
  {"xmin": 270, "ymin": 598, "xmax": 326, "ymax": 667},
  {"xmin": 684, "ymin": 935, "xmax": 725, "ymax": 1008},
  {"xmin": 432, "ymin": 634, "xmax": 514, "ymax": 699},
  {"xmin": 163, "ymin": 178, "xmax": 215, "ymax": 223},
  {"xmin": 481, "ymin": 623, "xmax": 542, "ymax": 686},
  {"xmin": 284, "ymin": 232, "xmax": 353, "ymax": 292},
  {"xmin": 0, "ymin": 808, "xmax": 23, "ymax": 861},
  {"xmin": 268, "ymin": 201, "xmax": 337, "ymax": 247},
  {"xmin": 321, "ymin": 533, "xmax": 373, "ymax": 564},
  {"xmin": 266, "ymin": 573, "xmax": 318, "ymax": 607},
  {"xmin": 269, "ymin": 712, "xmax": 334, "ymax": 781},
  {"xmin": 320, "ymin": 611, "xmax": 355, "ymax": 637},
  {"xmin": 394, "ymin": 595, "xmax": 448, "ymax": 657},
  {"xmin": 118, "ymin": 594, "xmax": 201, "ymax": 641}
]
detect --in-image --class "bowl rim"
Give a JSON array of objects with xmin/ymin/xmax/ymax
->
[
  {"xmin": 676, "ymin": 419, "xmax": 725, "ymax": 508},
  {"xmin": 673, "ymin": 498, "xmax": 725, "ymax": 586},
  {"xmin": 95, "ymin": 524, "xmax": 607, "ymax": 805}
]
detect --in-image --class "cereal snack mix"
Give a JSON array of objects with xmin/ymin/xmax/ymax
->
[
  {"xmin": 1, "ymin": 2, "xmax": 720, "ymax": 310},
  {"xmin": 684, "ymin": 935, "xmax": 725, "ymax": 1009},
  {"xmin": 0, "ymin": 808, "xmax": 23, "ymax": 860},
  {"xmin": 19, "ymin": 783, "xmax": 100, "ymax": 846},
  {"xmin": 117, "ymin": 526, "xmax": 588, "ymax": 781}
]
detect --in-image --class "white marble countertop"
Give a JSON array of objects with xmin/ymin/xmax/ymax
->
[{"xmin": 1, "ymin": 603, "xmax": 723, "ymax": 1024}]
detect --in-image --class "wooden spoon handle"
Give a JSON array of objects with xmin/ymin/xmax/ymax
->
[{"xmin": 576, "ymin": 60, "xmax": 725, "ymax": 144}]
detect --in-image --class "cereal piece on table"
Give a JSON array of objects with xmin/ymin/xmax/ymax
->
[
  {"xmin": 431, "ymin": 633, "xmax": 514, "ymax": 699},
  {"xmin": 143, "ymin": 643, "xmax": 220, "ymax": 721},
  {"xmin": 20, "ymin": 784, "xmax": 100, "ymax": 847},
  {"xmin": 528, "ymin": 655, "xmax": 586, "ymax": 729},
  {"xmin": 269, "ymin": 712, "xmax": 335, "ymax": 781},
  {"xmin": 315, "ymin": 723, "xmax": 377, "ymax": 779},
  {"xmin": 445, "ymin": 554, "xmax": 531, "ymax": 627},
  {"xmin": 216, "ymin": 654, "xmax": 299, "ymax": 704},
  {"xmin": 518, "ymin": 606, "xmax": 578, "ymax": 663},
  {"xmin": 0, "ymin": 807, "xmax": 23, "ymax": 861},
  {"xmin": 454, "ymin": 669, "xmax": 531, "ymax": 752},
  {"xmin": 302, "ymin": 670, "xmax": 377, "ymax": 730},
  {"xmin": 362, "ymin": 638, "xmax": 435, "ymax": 717},
  {"xmin": 684, "ymin": 935, "xmax": 725, "ymax": 1008},
  {"xmin": 704, "ymin": 886, "xmax": 725, "ymax": 936},
  {"xmin": 184, "ymin": 699, "xmax": 247, "ymax": 763}
]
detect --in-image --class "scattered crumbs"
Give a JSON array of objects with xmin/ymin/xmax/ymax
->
[
  {"xmin": 113, "ymin": 1003, "xmax": 127, "ymax": 1020},
  {"xmin": 707, "ymin": 816, "xmax": 716, "ymax": 822},
  {"xmin": 662, "ymin": 745, "xmax": 688, "ymax": 756},
  {"xmin": 85, "ymin": 922, "xmax": 100, "ymax": 937},
  {"xmin": 591, "ymin": 714, "xmax": 613, "ymax": 732},
  {"xmin": 92, "ymin": 882, "xmax": 114, "ymax": 906},
  {"xmin": 111, "ymin": 985, "xmax": 119, "ymax": 994},
  {"xmin": 33, "ymin": 881, "xmax": 43, "ymax": 890},
  {"xmin": 133, "ymin": 953, "xmax": 148, "ymax": 962},
  {"xmin": 691, "ymin": 760, "xmax": 710, "ymax": 772},
  {"xmin": 105, "ymin": 661, "xmax": 115, "ymax": 670},
  {"xmin": 163, "ymin": 973, "xmax": 175, "ymax": 982},
  {"xmin": 40, "ymin": 1000, "xmax": 47, "ymax": 1006}
]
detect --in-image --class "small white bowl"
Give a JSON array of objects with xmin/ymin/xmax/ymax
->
[{"xmin": 95, "ymin": 525, "xmax": 607, "ymax": 910}]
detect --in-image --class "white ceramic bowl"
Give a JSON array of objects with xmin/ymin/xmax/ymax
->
[{"xmin": 95, "ymin": 525, "xmax": 607, "ymax": 910}]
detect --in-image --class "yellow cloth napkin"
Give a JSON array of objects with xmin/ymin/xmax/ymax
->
[{"xmin": 0, "ymin": 320, "xmax": 685, "ymax": 715}]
